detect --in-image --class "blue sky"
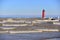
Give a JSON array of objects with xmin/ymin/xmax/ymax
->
[{"xmin": 0, "ymin": 0, "xmax": 60, "ymax": 17}]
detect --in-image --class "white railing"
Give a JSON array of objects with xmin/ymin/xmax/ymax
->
[{"xmin": 2, "ymin": 24, "xmax": 28, "ymax": 26}]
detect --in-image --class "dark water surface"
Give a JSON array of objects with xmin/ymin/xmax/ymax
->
[{"xmin": 0, "ymin": 32, "xmax": 60, "ymax": 40}]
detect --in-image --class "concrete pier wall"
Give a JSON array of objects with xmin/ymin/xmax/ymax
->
[{"xmin": 0, "ymin": 29, "xmax": 59, "ymax": 34}]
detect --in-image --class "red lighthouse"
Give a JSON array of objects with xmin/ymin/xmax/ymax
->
[{"xmin": 42, "ymin": 9, "xmax": 45, "ymax": 19}]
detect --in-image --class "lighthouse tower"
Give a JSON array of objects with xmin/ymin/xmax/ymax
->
[{"xmin": 42, "ymin": 9, "xmax": 45, "ymax": 19}]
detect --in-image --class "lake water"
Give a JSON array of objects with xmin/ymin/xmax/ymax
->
[{"xmin": 0, "ymin": 32, "xmax": 60, "ymax": 40}]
